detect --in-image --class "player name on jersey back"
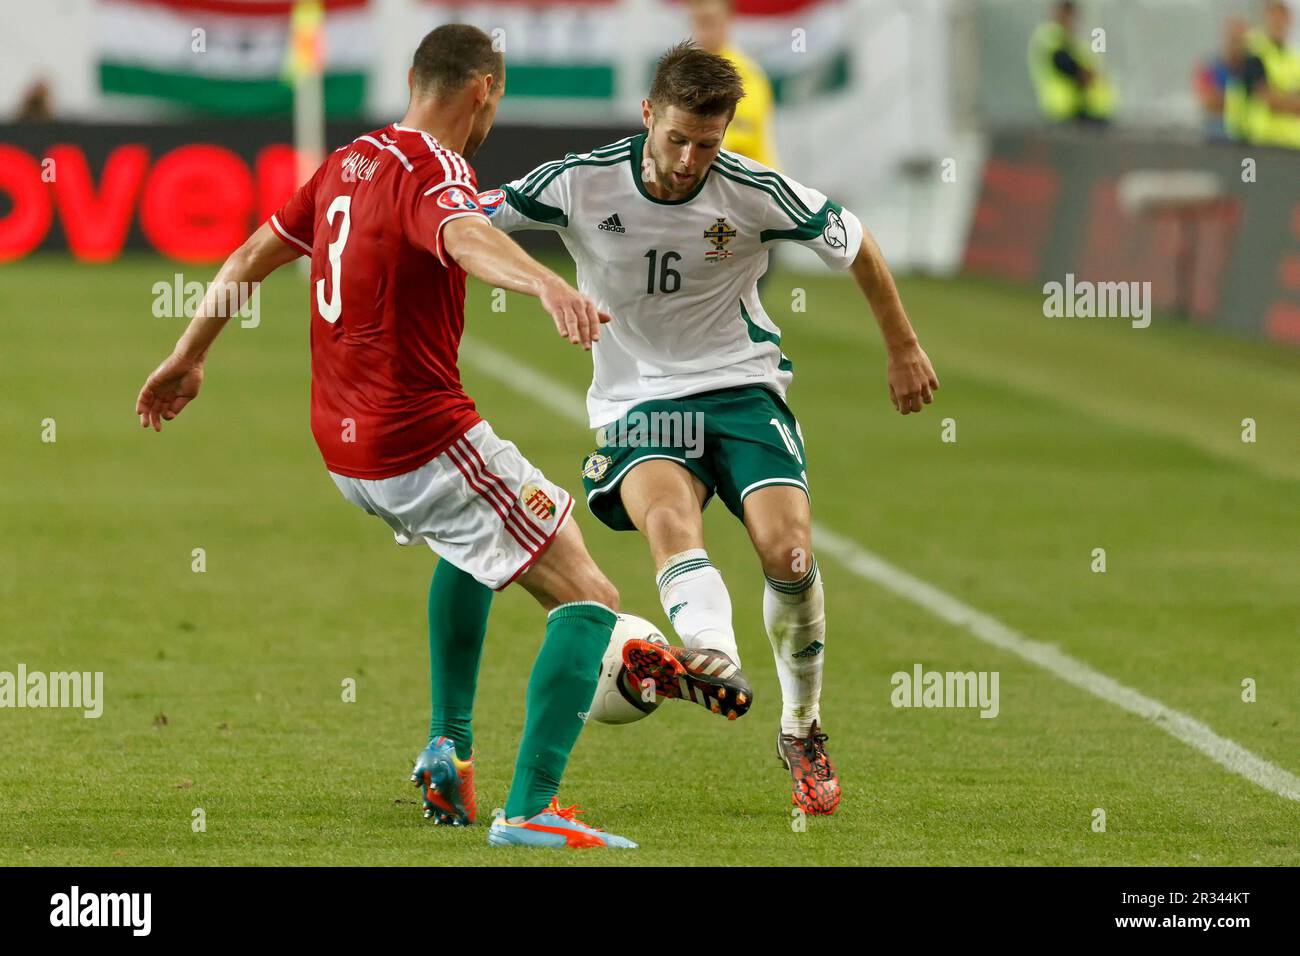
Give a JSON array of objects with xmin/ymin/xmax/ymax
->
[{"xmin": 269, "ymin": 124, "xmax": 491, "ymax": 479}]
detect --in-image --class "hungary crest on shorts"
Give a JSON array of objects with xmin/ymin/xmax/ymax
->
[{"xmin": 522, "ymin": 483, "xmax": 557, "ymax": 521}]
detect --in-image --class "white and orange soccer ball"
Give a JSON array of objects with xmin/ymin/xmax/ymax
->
[{"xmin": 587, "ymin": 614, "xmax": 668, "ymax": 725}]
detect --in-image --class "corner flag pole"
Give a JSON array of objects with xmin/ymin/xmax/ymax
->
[
  {"xmin": 286, "ymin": 0, "xmax": 325, "ymax": 273},
  {"xmin": 288, "ymin": 0, "xmax": 326, "ymax": 186}
]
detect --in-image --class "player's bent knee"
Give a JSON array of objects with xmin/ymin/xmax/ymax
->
[
  {"xmin": 755, "ymin": 533, "xmax": 814, "ymax": 581},
  {"xmin": 640, "ymin": 502, "xmax": 702, "ymax": 551}
]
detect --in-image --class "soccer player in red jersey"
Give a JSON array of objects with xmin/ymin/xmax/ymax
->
[{"xmin": 135, "ymin": 26, "xmax": 636, "ymax": 849}]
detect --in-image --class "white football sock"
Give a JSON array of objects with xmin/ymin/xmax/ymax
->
[
  {"xmin": 655, "ymin": 549, "xmax": 741, "ymax": 664},
  {"xmin": 763, "ymin": 559, "xmax": 825, "ymax": 737}
]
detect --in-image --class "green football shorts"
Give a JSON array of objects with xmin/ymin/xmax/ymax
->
[{"xmin": 580, "ymin": 385, "xmax": 810, "ymax": 532}]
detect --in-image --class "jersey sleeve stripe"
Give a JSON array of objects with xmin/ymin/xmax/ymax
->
[
  {"xmin": 709, "ymin": 165, "xmax": 807, "ymax": 226},
  {"xmin": 269, "ymin": 214, "xmax": 312, "ymax": 254},
  {"xmin": 501, "ymin": 185, "xmax": 568, "ymax": 227},
  {"xmin": 516, "ymin": 137, "xmax": 636, "ymax": 196},
  {"xmin": 432, "ymin": 149, "xmax": 453, "ymax": 181},
  {"xmin": 427, "ymin": 143, "xmax": 469, "ymax": 184},
  {"xmin": 712, "ymin": 152, "xmax": 811, "ymax": 215},
  {"xmin": 517, "ymin": 158, "xmax": 569, "ymax": 196},
  {"xmin": 713, "ymin": 153, "xmax": 815, "ymax": 219},
  {"xmin": 521, "ymin": 150, "xmax": 632, "ymax": 199},
  {"xmin": 758, "ymin": 198, "xmax": 842, "ymax": 245},
  {"xmin": 422, "ymin": 180, "xmax": 476, "ymax": 197},
  {"xmin": 517, "ymin": 136, "xmax": 635, "ymax": 191},
  {"xmin": 356, "ymin": 135, "xmax": 413, "ymax": 172},
  {"xmin": 575, "ymin": 136, "xmax": 638, "ymax": 162},
  {"xmin": 591, "ymin": 134, "xmax": 638, "ymax": 155},
  {"xmin": 391, "ymin": 122, "xmax": 436, "ymax": 150}
]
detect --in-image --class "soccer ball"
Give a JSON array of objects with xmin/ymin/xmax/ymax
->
[{"xmin": 587, "ymin": 613, "xmax": 668, "ymax": 725}]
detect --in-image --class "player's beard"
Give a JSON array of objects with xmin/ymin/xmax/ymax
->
[{"xmin": 643, "ymin": 148, "xmax": 702, "ymax": 199}]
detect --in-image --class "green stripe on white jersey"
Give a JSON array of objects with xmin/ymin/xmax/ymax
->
[{"xmin": 485, "ymin": 132, "xmax": 864, "ymax": 428}]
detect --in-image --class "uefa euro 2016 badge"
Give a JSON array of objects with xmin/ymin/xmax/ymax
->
[
  {"xmin": 703, "ymin": 217, "xmax": 737, "ymax": 262},
  {"xmin": 436, "ymin": 186, "xmax": 479, "ymax": 211},
  {"xmin": 476, "ymin": 188, "xmax": 506, "ymax": 217},
  {"xmin": 522, "ymin": 483, "xmax": 557, "ymax": 521},
  {"xmin": 582, "ymin": 452, "xmax": 612, "ymax": 482}
]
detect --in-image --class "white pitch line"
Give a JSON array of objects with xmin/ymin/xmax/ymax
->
[{"xmin": 461, "ymin": 338, "xmax": 1300, "ymax": 803}]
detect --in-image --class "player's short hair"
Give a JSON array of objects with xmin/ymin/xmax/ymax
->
[
  {"xmin": 648, "ymin": 41, "xmax": 744, "ymax": 120},
  {"xmin": 411, "ymin": 24, "xmax": 504, "ymax": 98}
]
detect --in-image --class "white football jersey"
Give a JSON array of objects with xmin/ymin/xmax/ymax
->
[{"xmin": 481, "ymin": 132, "xmax": 864, "ymax": 427}]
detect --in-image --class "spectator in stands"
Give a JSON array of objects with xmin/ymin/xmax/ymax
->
[
  {"xmin": 688, "ymin": 0, "xmax": 778, "ymax": 169},
  {"xmin": 16, "ymin": 79, "xmax": 53, "ymax": 122},
  {"xmin": 1229, "ymin": 0, "xmax": 1300, "ymax": 148},
  {"xmin": 1197, "ymin": 17, "xmax": 1248, "ymax": 141},
  {"xmin": 1028, "ymin": 0, "xmax": 1116, "ymax": 125}
]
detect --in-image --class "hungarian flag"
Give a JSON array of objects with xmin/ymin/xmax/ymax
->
[
  {"xmin": 420, "ymin": 0, "xmax": 621, "ymax": 100},
  {"xmin": 97, "ymin": 0, "xmax": 372, "ymax": 116},
  {"xmin": 416, "ymin": 0, "xmax": 848, "ymax": 105}
]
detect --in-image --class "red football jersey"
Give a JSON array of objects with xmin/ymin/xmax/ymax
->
[{"xmin": 268, "ymin": 123, "xmax": 488, "ymax": 479}]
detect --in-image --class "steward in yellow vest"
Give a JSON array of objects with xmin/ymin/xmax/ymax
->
[
  {"xmin": 1229, "ymin": 3, "xmax": 1300, "ymax": 148},
  {"xmin": 1028, "ymin": 1, "xmax": 1116, "ymax": 123}
]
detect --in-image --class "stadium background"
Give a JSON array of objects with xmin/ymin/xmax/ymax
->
[
  {"xmin": 4, "ymin": 0, "xmax": 1299, "ymax": 338},
  {"xmin": 1, "ymin": 0, "xmax": 1298, "ymax": 866}
]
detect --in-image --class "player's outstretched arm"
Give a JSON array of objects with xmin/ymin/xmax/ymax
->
[
  {"xmin": 849, "ymin": 226, "xmax": 940, "ymax": 415},
  {"xmin": 442, "ymin": 216, "xmax": 612, "ymax": 351},
  {"xmin": 135, "ymin": 223, "xmax": 300, "ymax": 431}
]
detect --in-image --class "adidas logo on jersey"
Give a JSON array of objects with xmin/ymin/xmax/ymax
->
[{"xmin": 597, "ymin": 213, "xmax": 626, "ymax": 234}]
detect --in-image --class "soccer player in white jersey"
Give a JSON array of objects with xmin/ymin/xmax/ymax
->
[{"xmin": 479, "ymin": 42, "xmax": 939, "ymax": 815}]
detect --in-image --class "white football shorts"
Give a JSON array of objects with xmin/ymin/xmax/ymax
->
[{"xmin": 329, "ymin": 420, "xmax": 574, "ymax": 590}]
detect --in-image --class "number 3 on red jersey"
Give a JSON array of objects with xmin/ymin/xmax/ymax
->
[{"xmin": 316, "ymin": 195, "xmax": 352, "ymax": 324}]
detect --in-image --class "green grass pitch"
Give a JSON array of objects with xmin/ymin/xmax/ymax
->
[{"xmin": 1, "ymin": 254, "xmax": 1297, "ymax": 866}]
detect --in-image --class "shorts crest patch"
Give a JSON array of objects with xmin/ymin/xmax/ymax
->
[
  {"xmin": 582, "ymin": 452, "xmax": 612, "ymax": 482},
  {"xmin": 522, "ymin": 483, "xmax": 557, "ymax": 521}
]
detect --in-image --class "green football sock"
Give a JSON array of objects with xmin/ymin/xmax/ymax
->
[
  {"xmin": 503, "ymin": 601, "xmax": 615, "ymax": 820},
  {"xmin": 426, "ymin": 559, "xmax": 493, "ymax": 761}
]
